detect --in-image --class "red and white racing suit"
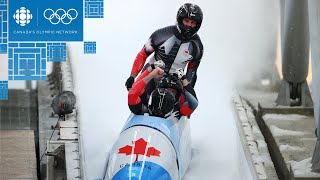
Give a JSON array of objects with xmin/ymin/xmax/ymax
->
[
  {"xmin": 128, "ymin": 70, "xmax": 198, "ymax": 117},
  {"xmin": 131, "ymin": 25, "xmax": 204, "ymax": 87}
]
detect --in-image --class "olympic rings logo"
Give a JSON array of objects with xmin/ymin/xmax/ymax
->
[{"xmin": 43, "ymin": 8, "xmax": 78, "ymax": 25}]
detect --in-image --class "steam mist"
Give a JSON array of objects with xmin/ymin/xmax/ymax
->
[{"xmin": 69, "ymin": 0, "xmax": 279, "ymax": 179}]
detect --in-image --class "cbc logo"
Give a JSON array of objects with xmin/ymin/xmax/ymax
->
[
  {"xmin": 13, "ymin": 7, "xmax": 33, "ymax": 26},
  {"xmin": 44, "ymin": 8, "xmax": 78, "ymax": 25}
]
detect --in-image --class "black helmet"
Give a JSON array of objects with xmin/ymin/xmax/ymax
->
[
  {"xmin": 176, "ymin": 3, "xmax": 203, "ymax": 39},
  {"xmin": 148, "ymin": 88, "xmax": 176, "ymax": 118},
  {"xmin": 158, "ymin": 75, "xmax": 183, "ymax": 101}
]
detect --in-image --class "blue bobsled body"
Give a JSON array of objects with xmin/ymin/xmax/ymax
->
[{"xmin": 104, "ymin": 114, "xmax": 192, "ymax": 180}]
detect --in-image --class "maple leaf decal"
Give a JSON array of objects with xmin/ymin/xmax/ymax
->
[{"xmin": 118, "ymin": 138, "xmax": 161, "ymax": 162}]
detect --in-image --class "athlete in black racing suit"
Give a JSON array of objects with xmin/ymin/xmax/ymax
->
[{"xmin": 125, "ymin": 3, "xmax": 204, "ymax": 106}]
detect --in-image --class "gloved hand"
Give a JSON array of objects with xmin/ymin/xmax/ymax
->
[
  {"xmin": 125, "ymin": 76, "xmax": 135, "ymax": 90},
  {"xmin": 151, "ymin": 60, "xmax": 165, "ymax": 70},
  {"xmin": 150, "ymin": 67, "xmax": 164, "ymax": 78},
  {"xmin": 175, "ymin": 68, "xmax": 186, "ymax": 80}
]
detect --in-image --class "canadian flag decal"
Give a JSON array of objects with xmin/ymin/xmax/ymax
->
[{"xmin": 118, "ymin": 138, "xmax": 161, "ymax": 162}]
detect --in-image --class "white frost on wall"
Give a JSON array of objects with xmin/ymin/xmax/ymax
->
[
  {"xmin": 290, "ymin": 158, "xmax": 319, "ymax": 176},
  {"xmin": 279, "ymin": 144, "xmax": 305, "ymax": 152},
  {"xmin": 263, "ymin": 114, "xmax": 309, "ymax": 121},
  {"xmin": 270, "ymin": 125, "xmax": 309, "ymax": 137}
]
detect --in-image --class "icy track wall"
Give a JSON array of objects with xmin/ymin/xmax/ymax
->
[
  {"xmin": 45, "ymin": 47, "xmax": 84, "ymax": 179},
  {"xmin": 69, "ymin": 0, "xmax": 280, "ymax": 179}
]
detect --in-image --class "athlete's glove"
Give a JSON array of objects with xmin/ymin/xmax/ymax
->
[
  {"xmin": 150, "ymin": 60, "xmax": 165, "ymax": 70},
  {"xmin": 175, "ymin": 68, "xmax": 186, "ymax": 80},
  {"xmin": 125, "ymin": 76, "xmax": 135, "ymax": 90}
]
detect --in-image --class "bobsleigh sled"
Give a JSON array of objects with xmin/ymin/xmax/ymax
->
[{"xmin": 104, "ymin": 114, "xmax": 192, "ymax": 180}]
